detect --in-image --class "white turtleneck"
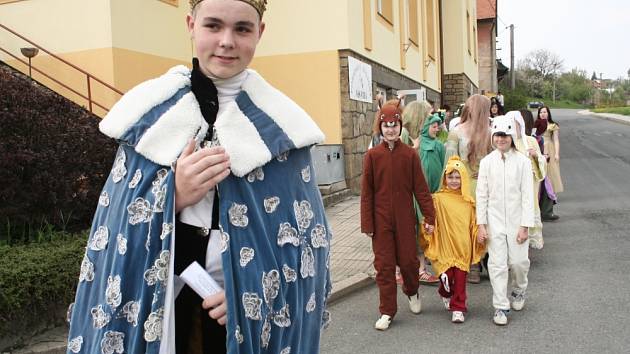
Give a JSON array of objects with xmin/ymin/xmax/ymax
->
[
  {"xmin": 177, "ymin": 69, "xmax": 249, "ymax": 286},
  {"xmin": 179, "ymin": 69, "xmax": 248, "ymax": 229}
]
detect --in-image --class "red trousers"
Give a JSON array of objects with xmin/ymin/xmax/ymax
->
[
  {"xmin": 372, "ymin": 229, "xmax": 420, "ymax": 317},
  {"xmin": 438, "ymin": 267, "xmax": 468, "ymax": 312}
]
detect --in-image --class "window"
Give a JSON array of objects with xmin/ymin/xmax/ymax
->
[
  {"xmin": 466, "ymin": 11, "xmax": 471, "ymax": 55},
  {"xmin": 408, "ymin": 0, "xmax": 419, "ymax": 46},
  {"xmin": 377, "ymin": 0, "xmax": 394, "ymax": 25},
  {"xmin": 426, "ymin": 0, "xmax": 436, "ymax": 59},
  {"xmin": 473, "ymin": 25, "xmax": 478, "ymax": 62}
]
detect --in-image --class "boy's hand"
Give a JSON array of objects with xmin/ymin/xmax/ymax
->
[
  {"xmin": 477, "ymin": 225, "xmax": 488, "ymax": 244},
  {"xmin": 175, "ymin": 139, "xmax": 231, "ymax": 213},
  {"xmin": 202, "ymin": 291, "xmax": 227, "ymax": 325},
  {"xmin": 517, "ymin": 227, "xmax": 529, "ymax": 244},
  {"xmin": 424, "ymin": 223, "xmax": 434, "ymax": 234}
]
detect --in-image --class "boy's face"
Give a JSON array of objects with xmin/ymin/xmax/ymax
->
[
  {"xmin": 381, "ymin": 121, "xmax": 401, "ymax": 143},
  {"xmin": 445, "ymin": 170, "xmax": 461, "ymax": 190},
  {"xmin": 428, "ymin": 122, "xmax": 440, "ymax": 139},
  {"xmin": 492, "ymin": 134, "xmax": 512, "ymax": 152},
  {"xmin": 187, "ymin": 0, "xmax": 265, "ymax": 79}
]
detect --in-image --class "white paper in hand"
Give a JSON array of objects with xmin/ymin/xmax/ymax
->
[{"xmin": 180, "ymin": 261, "xmax": 223, "ymax": 299}]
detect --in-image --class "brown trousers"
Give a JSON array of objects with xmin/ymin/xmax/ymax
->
[{"xmin": 372, "ymin": 228, "xmax": 420, "ymax": 317}]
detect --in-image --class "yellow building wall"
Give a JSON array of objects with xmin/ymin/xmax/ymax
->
[
  {"xmin": 4, "ymin": 48, "xmax": 118, "ymax": 117},
  {"xmin": 441, "ymin": 0, "xmax": 479, "ymax": 85},
  {"xmin": 0, "ymin": 0, "xmax": 112, "ymax": 52},
  {"xmin": 346, "ymin": 0, "xmax": 440, "ymax": 91},
  {"xmin": 110, "ymin": 0, "xmax": 191, "ymax": 62},
  {"xmin": 463, "ymin": 0, "xmax": 479, "ymax": 84},
  {"xmin": 250, "ymin": 51, "xmax": 342, "ymax": 145},
  {"xmin": 255, "ymin": 0, "xmax": 349, "ymax": 56},
  {"xmin": 112, "ymin": 48, "xmax": 189, "ymax": 92}
]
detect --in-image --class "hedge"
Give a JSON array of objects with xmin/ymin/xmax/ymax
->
[
  {"xmin": 0, "ymin": 234, "xmax": 87, "ymax": 350},
  {"xmin": 0, "ymin": 63, "xmax": 117, "ymax": 243}
]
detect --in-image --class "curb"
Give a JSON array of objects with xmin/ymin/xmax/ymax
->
[
  {"xmin": 328, "ymin": 273, "xmax": 374, "ymax": 305},
  {"xmin": 578, "ymin": 110, "xmax": 630, "ymax": 126}
]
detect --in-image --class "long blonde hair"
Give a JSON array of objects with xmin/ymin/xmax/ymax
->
[
  {"xmin": 402, "ymin": 100, "xmax": 432, "ymax": 139},
  {"xmin": 458, "ymin": 94, "xmax": 492, "ymax": 168}
]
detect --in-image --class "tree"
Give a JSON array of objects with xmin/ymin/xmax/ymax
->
[
  {"xmin": 557, "ymin": 69, "xmax": 592, "ymax": 104},
  {"xmin": 519, "ymin": 49, "xmax": 564, "ymax": 102},
  {"xmin": 592, "ymin": 71, "xmax": 598, "ymax": 81}
]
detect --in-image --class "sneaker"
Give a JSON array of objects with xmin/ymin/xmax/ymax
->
[
  {"xmin": 510, "ymin": 292, "xmax": 526, "ymax": 311},
  {"xmin": 529, "ymin": 240, "xmax": 544, "ymax": 250},
  {"xmin": 542, "ymin": 214, "xmax": 560, "ymax": 222},
  {"xmin": 374, "ymin": 314, "xmax": 392, "ymax": 330},
  {"xmin": 493, "ymin": 309, "xmax": 509, "ymax": 326},
  {"xmin": 441, "ymin": 297, "xmax": 451, "ymax": 310},
  {"xmin": 408, "ymin": 293, "xmax": 422, "ymax": 314},
  {"xmin": 467, "ymin": 264, "xmax": 481, "ymax": 284},
  {"xmin": 419, "ymin": 270, "xmax": 439, "ymax": 285},
  {"xmin": 451, "ymin": 311, "xmax": 465, "ymax": 323}
]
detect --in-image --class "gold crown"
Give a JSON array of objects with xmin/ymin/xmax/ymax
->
[{"xmin": 189, "ymin": 0, "xmax": 267, "ymax": 17}]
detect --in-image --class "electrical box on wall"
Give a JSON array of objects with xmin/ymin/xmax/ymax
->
[{"xmin": 311, "ymin": 144, "xmax": 345, "ymax": 185}]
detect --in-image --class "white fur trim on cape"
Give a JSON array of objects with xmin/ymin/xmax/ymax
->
[
  {"xmin": 100, "ymin": 66, "xmax": 191, "ymax": 140},
  {"xmin": 240, "ymin": 70, "xmax": 325, "ymax": 148},
  {"xmin": 214, "ymin": 100, "xmax": 272, "ymax": 177},
  {"xmin": 99, "ymin": 66, "xmax": 324, "ymax": 174},
  {"xmin": 136, "ymin": 92, "xmax": 207, "ymax": 165}
]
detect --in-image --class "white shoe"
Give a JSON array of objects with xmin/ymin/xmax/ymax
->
[
  {"xmin": 374, "ymin": 314, "xmax": 392, "ymax": 330},
  {"xmin": 493, "ymin": 309, "xmax": 508, "ymax": 326},
  {"xmin": 451, "ymin": 311, "xmax": 465, "ymax": 323},
  {"xmin": 441, "ymin": 297, "xmax": 450, "ymax": 310},
  {"xmin": 510, "ymin": 292, "xmax": 525, "ymax": 311},
  {"xmin": 408, "ymin": 293, "xmax": 422, "ymax": 314}
]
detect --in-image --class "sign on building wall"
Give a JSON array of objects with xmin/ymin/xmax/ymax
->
[{"xmin": 348, "ymin": 56, "xmax": 373, "ymax": 103}]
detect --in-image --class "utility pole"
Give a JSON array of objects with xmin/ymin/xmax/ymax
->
[{"xmin": 510, "ymin": 24, "xmax": 515, "ymax": 89}]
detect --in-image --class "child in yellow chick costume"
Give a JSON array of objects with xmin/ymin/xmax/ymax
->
[{"xmin": 423, "ymin": 156, "xmax": 486, "ymax": 323}]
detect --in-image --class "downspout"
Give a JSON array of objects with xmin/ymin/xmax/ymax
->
[
  {"xmin": 492, "ymin": 0, "xmax": 497, "ymax": 92},
  {"xmin": 439, "ymin": 0, "xmax": 445, "ymax": 105}
]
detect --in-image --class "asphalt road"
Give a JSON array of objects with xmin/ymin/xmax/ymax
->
[{"xmin": 320, "ymin": 109, "xmax": 630, "ymax": 354}]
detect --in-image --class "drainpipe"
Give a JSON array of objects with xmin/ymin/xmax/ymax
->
[
  {"xmin": 492, "ymin": 0, "xmax": 497, "ymax": 92},
  {"xmin": 439, "ymin": 0, "xmax": 445, "ymax": 106}
]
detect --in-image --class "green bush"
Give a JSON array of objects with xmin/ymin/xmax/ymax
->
[
  {"xmin": 0, "ymin": 233, "xmax": 87, "ymax": 350},
  {"xmin": 593, "ymin": 107, "xmax": 630, "ymax": 116},
  {"xmin": 503, "ymin": 91, "xmax": 528, "ymax": 112}
]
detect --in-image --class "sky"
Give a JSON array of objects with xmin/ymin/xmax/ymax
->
[{"xmin": 496, "ymin": 0, "xmax": 630, "ymax": 80}]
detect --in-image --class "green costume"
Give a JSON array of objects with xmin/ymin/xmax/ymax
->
[{"xmin": 420, "ymin": 115, "xmax": 446, "ymax": 193}]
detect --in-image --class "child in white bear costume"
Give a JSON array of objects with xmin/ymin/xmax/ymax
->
[{"xmin": 476, "ymin": 114, "xmax": 534, "ymax": 326}]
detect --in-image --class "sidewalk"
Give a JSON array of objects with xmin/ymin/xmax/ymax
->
[
  {"xmin": 327, "ymin": 196, "xmax": 375, "ymax": 301},
  {"xmin": 578, "ymin": 110, "xmax": 630, "ymax": 126}
]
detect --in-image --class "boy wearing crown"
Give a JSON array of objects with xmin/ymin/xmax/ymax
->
[
  {"xmin": 476, "ymin": 115, "xmax": 534, "ymax": 326},
  {"xmin": 66, "ymin": 1, "xmax": 332, "ymax": 353},
  {"xmin": 360, "ymin": 99, "xmax": 435, "ymax": 331}
]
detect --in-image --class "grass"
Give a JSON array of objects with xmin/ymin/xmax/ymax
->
[
  {"xmin": 592, "ymin": 107, "xmax": 630, "ymax": 116},
  {"xmin": 546, "ymin": 99, "xmax": 589, "ymax": 109}
]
